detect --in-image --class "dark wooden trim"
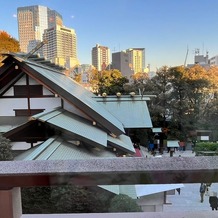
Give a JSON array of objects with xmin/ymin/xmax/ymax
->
[
  {"xmin": 1, "ymin": 95, "xmax": 55, "ymax": 98},
  {"xmin": 14, "ymin": 109, "xmax": 44, "ymax": 116},
  {"xmin": 26, "ymin": 74, "xmax": 31, "ymax": 115},
  {"xmin": 14, "ymin": 84, "xmax": 43, "ymax": 97}
]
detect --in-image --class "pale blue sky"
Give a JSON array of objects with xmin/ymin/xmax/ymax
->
[{"xmin": 1, "ymin": 0, "xmax": 218, "ymax": 71}]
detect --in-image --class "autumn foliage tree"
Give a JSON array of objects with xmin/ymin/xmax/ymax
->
[
  {"xmin": 128, "ymin": 64, "xmax": 218, "ymax": 141},
  {"xmin": 0, "ymin": 31, "xmax": 20, "ymax": 53},
  {"xmin": 0, "ymin": 31, "xmax": 20, "ymax": 65}
]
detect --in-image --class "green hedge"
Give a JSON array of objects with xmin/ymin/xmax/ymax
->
[{"xmin": 194, "ymin": 142, "xmax": 218, "ymax": 152}]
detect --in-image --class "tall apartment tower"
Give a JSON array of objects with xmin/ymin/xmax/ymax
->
[
  {"xmin": 17, "ymin": 5, "xmax": 63, "ymax": 53},
  {"xmin": 43, "ymin": 25, "xmax": 78, "ymax": 68},
  {"xmin": 126, "ymin": 48, "xmax": 145, "ymax": 74},
  {"xmin": 92, "ymin": 44, "xmax": 110, "ymax": 71}
]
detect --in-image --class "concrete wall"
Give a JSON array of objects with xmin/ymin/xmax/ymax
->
[{"xmin": 137, "ymin": 192, "xmax": 164, "ymax": 212}]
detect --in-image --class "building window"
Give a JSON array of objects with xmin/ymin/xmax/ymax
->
[{"xmin": 14, "ymin": 85, "xmax": 43, "ymax": 97}]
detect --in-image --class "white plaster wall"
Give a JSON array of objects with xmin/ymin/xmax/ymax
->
[
  {"xmin": 30, "ymin": 98, "xmax": 61, "ymax": 110},
  {"xmin": 140, "ymin": 205, "xmax": 155, "ymax": 212},
  {"xmin": 136, "ymin": 192, "xmax": 164, "ymax": 212},
  {"xmin": 4, "ymin": 79, "xmax": 54, "ymax": 96},
  {"xmin": 14, "ymin": 76, "xmax": 26, "ymax": 85},
  {"xmin": 43, "ymin": 87, "xmax": 54, "ymax": 95},
  {"xmin": 14, "ymin": 76, "xmax": 40, "ymax": 85},
  {"xmin": 3, "ymin": 76, "xmax": 43, "ymax": 96},
  {"xmin": 3, "ymin": 87, "xmax": 14, "ymax": 96},
  {"xmin": 28, "ymin": 77, "xmax": 39, "ymax": 85},
  {"xmin": 11, "ymin": 142, "xmax": 42, "ymax": 150},
  {"xmin": 0, "ymin": 99, "xmax": 28, "ymax": 116},
  {"xmin": 167, "ymin": 189, "xmax": 175, "ymax": 195}
]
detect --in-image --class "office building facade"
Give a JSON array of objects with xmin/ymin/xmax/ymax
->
[
  {"xmin": 126, "ymin": 48, "xmax": 146, "ymax": 74},
  {"xmin": 112, "ymin": 51, "xmax": 134, "ymax": 81},
  {"xmin": 43, "ymin": 25, "xmax": 78, "ymax": 68},
  {"xmin": 17, "ymin": 5, "xmax": 63, "ymax": 53},
  {"xmin": 92, "ymin": 44, "xmax": 110, "ymax": 71},
  {"xmin": 210, "ymin": 55, "xmax": 218, "ymax": 66}
]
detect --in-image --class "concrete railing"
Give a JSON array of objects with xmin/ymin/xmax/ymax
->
[{"xmin": 1, "ymin": 156, "xmax": 218, "ymax": 218}]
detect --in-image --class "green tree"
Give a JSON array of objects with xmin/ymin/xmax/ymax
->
[
  {"xmin": 22, "ymin": 185, "xmax": 111, "ymax": 214},
  {"xmin": 136, "ymin": 65, "xmax": 212, "ymax": 141},
  {"xmin": 157, "ymin": 65, "xmax": 210, "ymax": 141},
  {"xmin": 0, "ymin": 133, "xmax": 13, "ymax": 160},
  {"xmin": 108, "ymin": 194, "xmax": 142, "ymax": 212},
  {"xmin": 148, "ymin": 66, "xmax": 172, "ymax": 128},
  {"xmin": 51, "ymin": 185, "xmax": 100, "ymax": 213},
  {"xmin": 89, "ymin": 69, "xmax": 129, "ymax": 95},
  {"xmin": 21, "ymin": 187, "xmax": 54, "ymax": 214}
]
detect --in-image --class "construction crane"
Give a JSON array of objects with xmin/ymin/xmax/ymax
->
[
  {"xmin": 24, "ymin": 39, "xmax": 48, "ymax": 60},
  {"xmin": 184, "ymin": 46, "xmax": 189, "ymax": 66}
]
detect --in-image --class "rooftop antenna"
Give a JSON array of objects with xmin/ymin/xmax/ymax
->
[
  {"xmin": 195, "ymin": 48, "xmax": 200, "ymax": 56},
  {"xmin": 24, "ymin": 39, "xmax": 48, "ymax": 60},
  {"xmin": 202, "ymin": 42, "xmax": 204, "ymax": 55},
  {"xmin": 112, "ymin": 47, "xmax": 116, "ymax": 53}
]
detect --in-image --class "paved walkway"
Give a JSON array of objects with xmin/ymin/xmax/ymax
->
[
  {"xmin": 139, "ymin": 146, "xmax": 218, "ymax": 215},
  {"xmin": 164, "ymin": 183, "xmax": 218, "ymax": 212},
  {"xmin": 139, "ymin": 146, "xmax": 196, "ymax": 158}
]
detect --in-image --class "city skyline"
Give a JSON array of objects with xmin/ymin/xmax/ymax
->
[{"xmin": 1, "ymin": 0, "xmax": 218, "ymax": 71}]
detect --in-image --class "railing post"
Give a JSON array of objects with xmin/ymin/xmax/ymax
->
[{"xmin": 0, "ymin": 187, "xmax": 22, "ymax": 218}]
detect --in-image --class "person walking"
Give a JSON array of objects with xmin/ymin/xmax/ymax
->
[
  {"xmin": 199, "ymin": 183, "xmax": 206, "ymax": 203},
  {"xmin": 209, "ymin": 192, "xmax": 218, "ymax": 210}
]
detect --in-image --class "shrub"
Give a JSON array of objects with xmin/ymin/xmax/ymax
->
[
  {"xmin": 0, "ymin": 133, "xmax": 13, "ymax": 160},
  {"xmin": 194, "ymin": 142, "xmax": 218, "ymax": 152},
  {"xmin": 108, "ymin": 194, "xmax": 142, "ymax": 212}
]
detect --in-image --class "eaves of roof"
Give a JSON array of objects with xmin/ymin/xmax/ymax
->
[
  {"xmin": 14, "ymin": 136, "xmax": 117, "ymax": 161},
  {"xmin": 32, "ymin": 108, "xmax": 108, "ymax": 148},
  {"xmin": 107, "ymin": 134, "xmax": 135, "ymax": 154},
  {"xmin": 99, "ymin": 184, "xmax": 184, "ymax": 199},
  {"xmin": 32, "ymin": 108, "xmax": 136, "ymax": 154}
]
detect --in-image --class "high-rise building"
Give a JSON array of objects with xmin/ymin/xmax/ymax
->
[
  {"xmin": 43, "ymin": 25, "xmax": 78, "ymax": 68},
  {"xmin": 126, "ymin": 48, "xmax": 145, "ymax": 73},
  {"xmin": 92, "ymin": 44, "xmax": 110, "ymax": 71},
  {"xmin": 187, "ymin": 49, "xmax": 210, "ymax": 68},
  {"xmin": 209, "ymin": 55, "xmax": 218, "ymax": 66},
  {"xmin": 17, "ymin": 5, "xmax": 63, "ymax": 53},
  {"xmin": 112, "ymin": 51, "xmax": 134, "ymax": 81}
]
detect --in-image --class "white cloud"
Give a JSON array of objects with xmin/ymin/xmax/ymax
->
[
  {"xmin": 71, "ymin": 15, "xmax": 75, "ymax": 19},
  {"xmin": 13, "ymin": 14, "xmax": 17, "ymax": 18}
]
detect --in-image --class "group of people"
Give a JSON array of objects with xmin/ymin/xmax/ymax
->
[{"xmin": 200, "ymin": 183, "xmax": 218, "ymax": 210}]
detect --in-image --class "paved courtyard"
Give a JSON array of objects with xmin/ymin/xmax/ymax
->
[{"xmin": 164, "ymin": 183, "xmax": 218, "ymax": 212}]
